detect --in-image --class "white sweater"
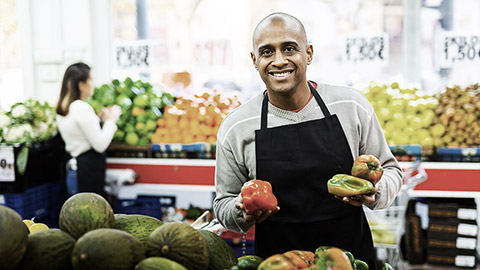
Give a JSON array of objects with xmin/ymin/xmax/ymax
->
[
  {"xmin": 56, "ymin": 100, "xmax": 117, "ymax": 158},
  {"xmin": 213, "ymin": 83, "xmax": 404, "ymax": 233}
]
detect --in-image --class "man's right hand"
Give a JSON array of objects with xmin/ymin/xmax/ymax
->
[{"xmin": 235, "ymin": 195, "xmax": 280, "ymax": 223}]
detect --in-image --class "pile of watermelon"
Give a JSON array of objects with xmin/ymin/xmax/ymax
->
[
  {"xmin": 0, "ymin": 193, "xmax": 395, "ymax": 270},
  {"xmin": 0, "ymin": 193, "xmax": 239, "ymax": 270}
]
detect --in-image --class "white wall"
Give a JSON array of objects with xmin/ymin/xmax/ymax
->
[{"xmin": 17, "ymin": 0, "xmax": 111, "ymax": 105}]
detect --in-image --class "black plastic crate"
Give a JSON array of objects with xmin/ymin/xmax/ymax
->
[
  {"xmin": 115, "ymin": 195, "xmax": 176, "ymax": 220},
  {"xmin": 0, "ymin": 181, "xmax": 65, "ymax": 223},
  {"xmin": 0, "ymin": 135, "xmax": 68, "ymax": 193},
  {"xmin": 223, "ymin": 238, "xmax": 255, "ymax": 257}
]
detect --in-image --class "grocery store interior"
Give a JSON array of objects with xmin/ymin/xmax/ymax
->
[{"xmin": 1, "ymin": 0, "xmax": 480, "ymax": 269}]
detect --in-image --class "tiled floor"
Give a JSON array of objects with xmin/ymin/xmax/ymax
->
[{"xmin": 406, "ymin": 264, "xmax": 478, "ymax": 270}]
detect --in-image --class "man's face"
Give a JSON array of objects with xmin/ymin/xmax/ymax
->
[{"xmin": 251, "ymin": 19, "xmax": 313, "ymax": 95}]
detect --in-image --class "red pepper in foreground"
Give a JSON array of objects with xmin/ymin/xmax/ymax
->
[
  {"xmin": 241, "ymin": 179, "xmax": 278, "ymax": 215},
  {"xmin": 351, "ymin": 154, "xmax": 384, "ymax": 185}
]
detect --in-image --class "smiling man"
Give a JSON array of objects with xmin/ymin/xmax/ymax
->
[{"xmin": 213, "ymin": 12, "xmax": 403, "ymax": 269}]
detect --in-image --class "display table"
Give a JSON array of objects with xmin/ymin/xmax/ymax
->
[{"xmin": 107, "ymin": 158, "xmax": 480, "ymax": 199}]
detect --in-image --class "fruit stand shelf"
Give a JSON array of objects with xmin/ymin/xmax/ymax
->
[{"xmin": 107, "ymin": 158, "xmax": 480, "ymax": 198}]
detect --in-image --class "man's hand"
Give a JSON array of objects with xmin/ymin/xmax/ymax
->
[
  {"xmin": 335, "ymin": 186, "xmax": 378, "ymax": 207},
  {"xmin": 235, "ymin": 195, "xmax": 280, "ymax": 223}
]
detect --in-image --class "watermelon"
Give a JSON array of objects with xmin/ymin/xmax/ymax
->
[
  {"xmin": 0, "ymin": 205, "xmax": 29, "ymax": 270},
  {"xmin": 15, "ymin": 229, "xmax": 75, "ymax": 270},
  {"xmin": 59, "ymin": 192, "xmax": 115, "ymax": 239},
  {"xmin": 114, "ymin": 214, "xmax": 163, "ymax": 247},
  {"xmin": 135, "ymin": 257, "xmax": 187, "ymax": 270},
  {"xmin": 147, "ymin": 222, "xmax": 210, "ymax": 270},
  {"xmin": 199, "ymin": 229, "xmax": 238, "ymax": 270},
  {"xmin": 71, "ymin": 228, "xmax": 145, "ymax": 270}
]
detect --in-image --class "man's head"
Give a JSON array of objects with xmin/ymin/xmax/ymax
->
[{"xmin": 251, "ymin": 12, "xmax": 313, "ymax": 96}]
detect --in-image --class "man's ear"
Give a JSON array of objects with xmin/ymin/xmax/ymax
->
[
  {"xmin": 250, "ymin": 51, "xmax": 258, "ymax": 70},
  {"xmin": 306, "ymin": 44, "xmax": 313, "ymax": 65}
]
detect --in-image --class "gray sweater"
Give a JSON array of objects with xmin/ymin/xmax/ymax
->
[{"xmin": 214, "ymin": 83, "xmax": 403, "ymax": 233}]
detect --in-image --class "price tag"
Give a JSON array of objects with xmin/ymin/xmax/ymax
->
[
  {"xmin": 439, "ymin": 32, "xmax": 480, "ymax": 68},
  {"xmin": 114, "ymin": 40, "xmax": 169, "ymax": 70},
  {"xmin": 344, "ymin": 33, "xmax": 389, "ymax": 65},
  {"xmin": 0, "ymin": 145, "xmax": 15, "ymax": 182},
  {"xmin": 455, "ymin": 255, "xmax": 476, "ymax": 267},
  {"xmin": 456, "ymin": 237, "xmax": 477, "ymax": 249},
  {"xmin": 457, "ymin": 208, "xmax": 477, "ymax": 220},
  {"xmin": 193, "ymin": 40, "xmax": 231, "ymax": 66},
  {"xmin": 457, "ymin": 223, "xmax": 478, "ymax": 236}
]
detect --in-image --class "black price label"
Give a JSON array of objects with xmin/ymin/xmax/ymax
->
[
  {"xmin": 115, "ymin": 41, "xmax": 150, "ymax": 70},
  {"xmin": 440, "ymin": 34, "xmax": 480, "ymax": 67},
  {"xmin": 344, "ymin": 33, "xmax": 389, "ymax": 64}
]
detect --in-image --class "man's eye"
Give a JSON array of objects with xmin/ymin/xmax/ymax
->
[
  {"xmin": 261, "ymin": 49, "xmax": 273, "ymax": 56},
  {"xmin": 284, "ymin": 46, "xmax": 296, "ymax": 54}
]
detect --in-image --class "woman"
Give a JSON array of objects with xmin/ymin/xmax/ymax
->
[{"xmin": 56, "ymin": 62, "xmax": 121, "ymax": 198}]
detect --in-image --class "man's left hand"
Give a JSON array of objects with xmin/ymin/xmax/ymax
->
[{"xmin": 335, "ymin": 187, "xmax": 378, "ymax": 207}]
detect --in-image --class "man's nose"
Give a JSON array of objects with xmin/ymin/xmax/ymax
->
[{"xmin": 272, "ymin": 51, "xmax": 288, "ymax": 66}]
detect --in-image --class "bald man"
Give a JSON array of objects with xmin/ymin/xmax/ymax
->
[{"xmin": 213, "ymin": 12, "xmax": 403, "ymax": 269}]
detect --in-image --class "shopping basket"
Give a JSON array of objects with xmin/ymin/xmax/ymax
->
[{"xmin": 363, "ymin": 161, "xmax": 427, "ymax": 270}]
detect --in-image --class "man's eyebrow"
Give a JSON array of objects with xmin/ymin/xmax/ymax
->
[{"xmin": 257, "ymin": 41, "xmax": 300, "ymax": 52}]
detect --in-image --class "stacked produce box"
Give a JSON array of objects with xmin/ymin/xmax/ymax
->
[{"xmin": 426, "ymin": 198, "xmax": 478, "ymax": 268}]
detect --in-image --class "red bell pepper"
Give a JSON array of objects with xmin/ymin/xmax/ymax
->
[
  {"xmin": 241, "ymin": 179, "xmax": 278, "ymax": 215},
  {"xmin": 351, "ymin": 154, "xmax": 384, "ymax": 185}
]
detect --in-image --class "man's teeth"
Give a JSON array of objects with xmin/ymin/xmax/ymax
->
[{"xmin": 272, "ymin": 71, "xmax": 291, "ymax": 77}]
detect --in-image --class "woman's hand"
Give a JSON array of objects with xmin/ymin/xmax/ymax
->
[
  {"xmin": 235, "ymin": 194, "xmax": 280, "ymax": 223},
  {"xmin": 101, "ymin": 105, "xmax": 122, "ymax": 123},
  {"xmin": 335, "ymin": 186, "xmax": 378, "ymax": 207}
]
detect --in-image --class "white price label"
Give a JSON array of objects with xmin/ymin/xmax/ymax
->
[
  {"xmin": 455, "ymin": 255, "xmax": 476, "ymax": 267},
  {"xmin": 439, "ymin": 32, "xmax": 480, "ymax": 68},
  {"xmin": 457, "ymin": 208, "xmax": 477, "ymax": 220},
  {"xmin": 457, "ymin": 223, "xmax": 478, "ymax": 236},
  {"xmin": 114, "ymin": 40, "xmax": 169, "ymax": 70},
  {"xmin": 0, "ymin": 145, "xmax": 15, "ymax": 182},
  {"xmin": 344, "ymin": 33, "xmax": 389, "ymax": 65},
  {"xmin": 193, "ymin": 40, "xmax": 231, "ymax": 66},
  {"xmin": 456, "ymin": 237, "xmax": 477, "ymax": 249}
]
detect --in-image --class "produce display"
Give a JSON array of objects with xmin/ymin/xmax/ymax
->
[
  {"xmin": 0, "ymin": 99, "xmax": 58, "ymax": 174},
  {"xmin": 0, "ymin": 99, "xmax": 57, "ymax": 146},
  {"xmin": 362, "ymin": 82, "xmax": 439, "ymax": 147},
  {"xmin": 433, "ymin": 83, "xmax": 480, "ymax": 147},
  {"xmin": 152, "ymin": 89, "xmax": 242, "ymax": 145},
  {"xmin": 240, "ymin": 179, "xmax": 278, "ymax": 215},
  {"xmin": 86, "ymin": 77, "xmax": 175, "ymax": 146},
  {"xmin": 0, "ymin": 194, "xmax": 399, "ymax": 270}
]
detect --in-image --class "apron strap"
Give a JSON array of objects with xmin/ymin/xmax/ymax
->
[
  {"xmin": 260, "ymin": 82, "xmax": 332, "ymax": 130},
  {"xmin": 308, "ymin": 82, "xmax": 331, "ymax": 117},
  {"xmin": 261, "ymin": 91, "xmax": 269, "ymax": 130}
]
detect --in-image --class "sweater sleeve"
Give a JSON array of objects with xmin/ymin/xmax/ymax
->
[
  {"xmin": 360, "ymin": 102, "xmax": 403, "ymax": 210},
  {"xmin": 213, "ymin": 139, "xmax": 255, "ymax": 233},
  {"xmin": 71, "ymin": 101, "xmax": 117, "ymax": 153}
]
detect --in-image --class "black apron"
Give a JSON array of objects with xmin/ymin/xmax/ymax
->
[
  {"xmin": 254, "ymin": 83, "xmax": 376, "ymax": 269},
  {"xmin": 76, "ymin": 149, "xmax": 107, "ymax": 198}
]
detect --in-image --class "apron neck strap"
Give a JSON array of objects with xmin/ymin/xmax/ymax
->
[
  {"xmin": 309, "ymin": 82, "xmax": 331, "ymax": 117},
  {"xmin": 260, "ymin": 82, "xmax": 331, "ymax": 130}
]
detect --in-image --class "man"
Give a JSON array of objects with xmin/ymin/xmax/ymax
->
[{"xmin": 213, "ymin": 12, "xmax": 403, "ymax": 269}]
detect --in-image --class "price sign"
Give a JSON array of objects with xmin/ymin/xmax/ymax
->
[
  {"xmin": 439, "ymin": 32, "xmax": 480, "ymax": 68},
  {"xmin": 344, "ymin": 33, "xmax": 389, "ymax": 65},
  {"xmin": 193, "ymin": 40, "xmax": 231, "ymax": 66},
  {"xmin": 114, "ymin": 40, "xmax": 169, "ymax": 70},
  {"xmin": 0, "ymin": 145, "xmax": 15, "ymax": 182}
]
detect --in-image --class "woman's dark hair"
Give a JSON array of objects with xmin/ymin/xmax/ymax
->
[{"xmin": 56, "ymin": 62, "xmax": 91, "ymax": 116}]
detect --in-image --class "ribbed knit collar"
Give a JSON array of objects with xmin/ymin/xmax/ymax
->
[{"xmin": 266, "ymin": 83, "xmax": 324, "ymax": 122}]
